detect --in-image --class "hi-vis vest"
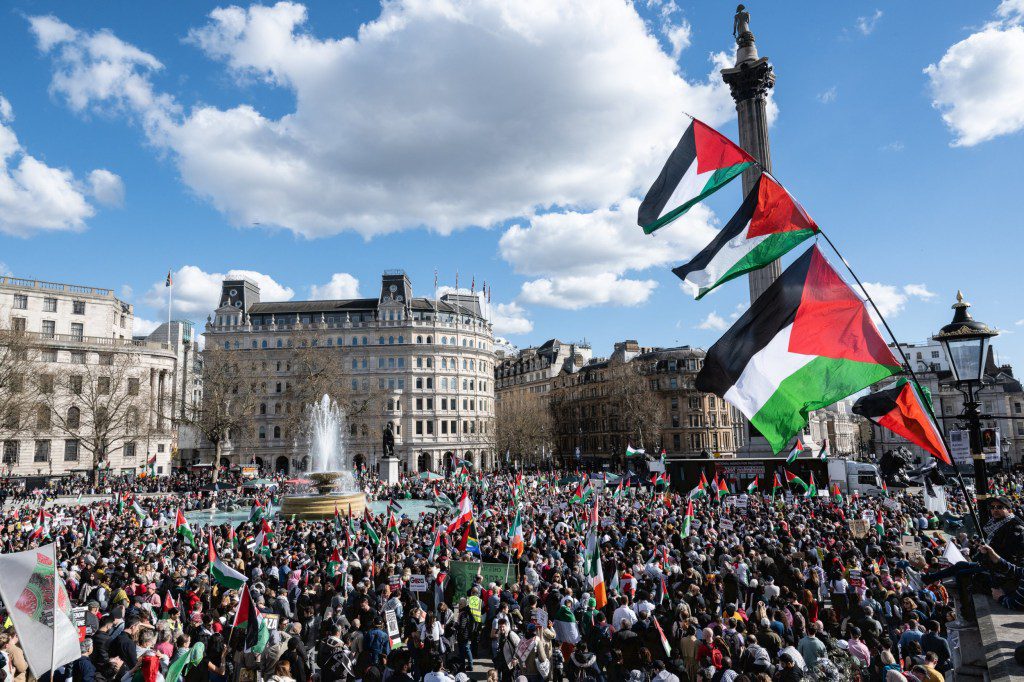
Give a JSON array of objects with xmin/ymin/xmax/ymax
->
[{"xmin": 467, "ymin": 595, "xmax": 483, "ymax": 623}]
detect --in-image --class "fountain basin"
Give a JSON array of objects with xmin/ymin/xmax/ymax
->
[{"xmin": 279, "ymin": 490, "xmax": 367, "ymax": 521}]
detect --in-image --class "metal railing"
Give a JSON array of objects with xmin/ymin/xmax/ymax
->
[{"xmin": 16, "ymin": 330, "xmax": 172, "ymax": 352}]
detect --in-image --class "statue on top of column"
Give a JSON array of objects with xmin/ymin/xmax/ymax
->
[{"xmin": 733, "ymin": 4, "xmax": 751, "ymax": 38}]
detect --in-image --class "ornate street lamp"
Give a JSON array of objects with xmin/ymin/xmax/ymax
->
[{"xmin": 933, "ymin": 291, "xmax": 999, "ymax": 523}]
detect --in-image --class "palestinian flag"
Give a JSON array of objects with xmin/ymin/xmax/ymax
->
[
  {"xmin": 552, "ymin": 604, "xmax": 581, "ymax": 644},
  {"xmin": 881, "ymin": 480, "xmax": 889, "ymax": 497},
  {"xmin": 625, "ymin": 444, "xmax": 645, "ymax": 458},
  {"xmin": 681, "ymin": 500, "xmax": 694, "ymax": 538},
  {"xmin": 348, "ymin": 504, "xmax": 359, "ymax": 533},
  {"xmin": 333, "ymin": 505, "xmax": 343, "ymax": 532},
  {"xmin": 131, "ymin": 499, "xmax": 147, "ymax": 521},
  {"xmin": 817, "ymin": 438, "xmax": 830, "ymax": 461},
  {"xmin": 512, "ymin": 472, "xmax": 524, "ymax": 499},
  {"xmin": 84, "ymin": 512, "xmax": 98, "ymax": 547},
  {"xmin": 689, "ymin": 471, "xmax": 710, "ymax": 499},
  {"xmin": 388, "ymin": 499, "xmax": 403, "ymax": 515},
  {"xmin": 785, "ymin": 470, "xmax": 808, "ymax": 492},
  {"xmin": 509, "ymin": 509, "xmax": 525, "ymax": 559},
  {"xmin": 326, "ymin": 548, "xmax": 342, "ymax": 578},
  {"xmin": 428, "ymin": 525, "xmax": 443, "ymax": 562},
  {"xmin": 250, "ymin": 525, "xmax": 272, "ymax": 557},
  {"xmin": 162, "ymin": 591, "xmax": 177, "ymax": 613},
  {"xmin": 772, "ymin": 472, "xmax": 784, "ymax": 493},
  {"xmin": 674, "ymin": 173, "xmax": 818, "ymax": 299},
  {"xmin": 746, "ymin": 477, "xmax": 759, "ymax": 495},
  {"xmin": 638, "ymin": 117, "xmax": 754, "ymax": 234},
  {"xmin": 571, "ymin": 480, "xmax": 592, "ymax": 504},
  {"xmin": 804, "ymin": 473, "xmax": 818, "ymax": 498},
  {"xmin": 696, "ymin": 246, "xmax": 901, "ymax": 453},
  {"xmin": 830, "ymin": 482, "xmax": 844, "ymax": 503},
  {"xmin": 786, "ymin": 437, "xmax": 809, "ymax": 464},
  {"xmin": 175, "ymin": 510, "xmax": 195, "ymax": 547},
  {"xmin": 386, "ymin": 511, "xmax": 399, "ymax": 537},
  {"xmin": 716, "ymin": 477, "xmax": 729, "ymax": 499},
  {"xmin": 362, "ymin": 509, "xmax": 381, "ymax": 546},
  {"xmin": 874, "ymin": 510, "xmax": 885, "ymax": 536},
  {"xmin": 208, "ymin": 535, "xmax": 247, "ymax": 589},
  {"xmin": 231, "ymin": 584, "xmax": 269, "ymax": 653},
  {"xmin": 115, "ymin": 493, "xmax": 125, "ymax": 515},
  {"xmin": 612, "ymin": 478, "xmax": 625, "ymax": 499},
  {"xmin": 853, "ymin": 378, "xmax": 951, "ymax": 465},
  {"xmin": 651, "ymin": 472, "xmax": 670, "ymax": 488},
  {"xmin": 248, "ymin": 500, "xmax": 264, "ymax": 524}
]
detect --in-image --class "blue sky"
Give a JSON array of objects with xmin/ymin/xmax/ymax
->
[{"xmin": 1, "ymin": 0, "xmax": 1022, "ymax": 365}]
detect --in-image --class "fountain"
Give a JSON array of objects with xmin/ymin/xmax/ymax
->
[{"xmin": 279, "ymin": 395, "xmax": 367, "ymax": 521}]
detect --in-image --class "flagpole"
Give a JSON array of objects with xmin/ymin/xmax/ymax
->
[{"xmin": 816, "ymin": 229, "xmax": 986, "ymax": 540}]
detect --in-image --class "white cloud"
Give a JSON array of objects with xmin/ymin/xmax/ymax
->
[
  {"xmin": 32, "ymin": 1, "xmax": 737, "ymax": 239},
  {"xmin": 88, "ymin": 169, "xmax": 125, "ymax": 206},
  {"xmin": 697, "ymin": 311, "xmax": 728, "ymax": 331},
  {"xmin": 817, "ymin": 86, "xmax": 837, "ymax": 104},
  {"xmin": 856, "ymin": 10, "xmax": 883, "ymax": 35},
  {"xmin": 132, "ymin": 317, "xmax": 162, "ymax": 336},
  {"xmin": 519, "ymin": 274, "xmax": 656, "ymax": 310},
  {"xmin": 0, "ymin": 93, "xmax": 120, "ymax": 237},
  {"xmin": 500, "ymin": 198, "xmax": 715, "ymax": 309},
  {"xmin": 490, "ymin": 302, "xmax": 533, "ymax": 336},
  {"xmin": 309, "ymin": 273, "xmax": 360, "ymax": 300},
  {"xmin": 663, "ymin": 19, "xmax": 691, "ymax": 59},
  {"xmin": 0, "ymin": 262, "xmax": 10, "ymax": 276},
  {"xmin": 120, "ymin": 284, "xmax": 133, "ymax": 299},
  {"xmin": 861, "ymin": 282, "xmax": 935, "ymax": 319},
  {"xmin": 500, "ymin": 198, "xmax": 717, "ymax": 279},
  {"xmin": 143, "ymin": 265, "xmax": 294, "ymax": 316},
  {"xmin": 926, "ymin": 22, "xmax": 1024, "ymax": 146},
  {"xmin": 729, "ymin": 301, "xmax": 748, "ymax": 320},
  {"xmin": 999, "ymin": 0, "xmax": 1024, "ymax": 21}
]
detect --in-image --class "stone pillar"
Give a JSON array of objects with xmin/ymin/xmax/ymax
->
[
  {"xmin": 720, "ymin": 7, "xmax": 777, "ymax": 303},
  {"xmin": 379, "ymin": 456, "xmax": 400, "ymax": 485}
]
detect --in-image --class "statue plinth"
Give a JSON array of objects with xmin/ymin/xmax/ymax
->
[
  {"xmin": 280, "ymin": 473, "xmax": 366, "ymax": 520},
  {"xmin": 380, "ymin": 457, "xmax": 400, "ymax": 485}
]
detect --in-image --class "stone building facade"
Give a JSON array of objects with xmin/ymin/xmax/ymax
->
[
  {"xmin": 202, "ymin": 270, "xmax": 497, "ymax": 474},
  {"xmin": 545, "ymin": 341, "xmax": 743, "ymax": 464},
  {"xmin": 805, "ymin": 399, "xmax": 864, "ymax": 457},
  {"xmin": 0, "ymin": 276, "xmax": 177, "ymax": 478}
]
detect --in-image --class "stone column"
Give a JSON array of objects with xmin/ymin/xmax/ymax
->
[{"xmin": 720, "ymin": 6, "xmax": 777, "ymax": 303}]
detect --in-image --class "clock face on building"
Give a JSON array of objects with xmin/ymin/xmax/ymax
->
[
  {"xmin": 230, "ymin": 289, "xmax": 238, "ymax": 297},
  {"xmin": 396, "ymin": 295, "xmax": 404, "ymax": 302},
  {"xmin": 389, "ymin": 284, "xmax": 398, "ymax": 293}
]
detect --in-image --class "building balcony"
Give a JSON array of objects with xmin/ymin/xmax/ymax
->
[
  {"xmin": 0, "ymin": 275, "xmax": 116, "ymax": 299},
  {"xmin": 16, "ymin": 330, "xmax": 173, "ymax": 354}
]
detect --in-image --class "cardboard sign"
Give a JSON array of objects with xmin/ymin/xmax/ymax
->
[
  {"xmin": 264, "ymin": 614, "xmax": 280, "ymax": 631},
  {"xmin": 385, "ymin": 609, "xmax": 401, "ymax": 642},
  {"xmin": 901, "ymin": 535, "xmax": 923, "ymax": 560},
  {"xmin": 534, "ymin": 609, "xmax": 548, "ymax": 628},
  {"xmin": 719, "ymin": 519, "xmax": 734, "ymax": 532},
  {"xmin": 449, "ymin": 561, "xmax": 519, "ymax": 598},
  {"xmin": 949, "ymin": 430, "xmax": 971, "ymax": 464},
  {"xmin": 409, "ymin": 574, "xmax": 428, "ymax": 593},
  {"xmin": 388, "ymin": 574, "xmax": 402, "ymax": 588},
  {"xmin": 72, "ymin": 606, "xmax": 88, "ymax": 641},
  {"xmin": 883, "ymin": 498, "xmax": 900, "ymax": 511},
  {"xmin": 849, "ymin": 519, "xmax": 870, "ymax": 538}
]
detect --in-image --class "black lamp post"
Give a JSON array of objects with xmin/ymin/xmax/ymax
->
[{"xmin": 933, "ymin": 291, "xmax": 999, "ymax": 524}]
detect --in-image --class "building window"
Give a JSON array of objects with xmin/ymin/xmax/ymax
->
[
  {"xmin": 69, "ymin": 375, "xmax": 83, "ymax": 395},
  {"xmin": 97, "ymin": 377, "xmax": 111, "ymax": 395},
  {"xmin": 40, "ymin": 348, "xmax": 57, "ymax": 363},
  {"xmin": 416, "ymin": 420, "xmax": 423, "ymax": 435},
  {"xmin": 13, "ymin": 294, "xmax": 28, "ymax": 309},
  {"xmin": 273, "ymin": 426, "xmax": 281, "ymax": 439},
  {"xmin": 64, "ymin": 440, "xmax": 79, "ymax": 461},
  {"xmin": 41, "ymin": 320, "xmax": 56, "ymax": 338},
  {"xmin": 128, "ymin": 378, "xmax": 140, "ymax": 396},
  {"xmin": 36, "ymin": 405, "xmax": 51, "ymax": 429},
  {"xmin": 2, "ymin": 441, "xmax": 18, "ymax": 465},
  {"xmin": 43, "ymin": 297, "xmax": 57, "ymax": 312},
  {"xmin": 66, "ymin": 406, "xmax": 80, "ymax": 429},
  {"xmin": 70, "ymin": 323, "xmax": 84, "ymax": 340},
  {"xmin": 34, "ymin": 440, "xmax": 50, "ymax": 463},
  {"xmin": 72, "ymin": 300, "xmax": 85, "ymax": 315},
  {"xmin": 124, "ymin": 441, "xmax": 136, "ymax": 458},
  {"xmin": 12, "ymin": 317, "xmax": 25, "ymax": 332}
]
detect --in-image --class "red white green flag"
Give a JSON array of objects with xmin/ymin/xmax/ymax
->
[
  {"xmin": 696, "ymin": 246, "xmax": 901, "ymax": 453},
  {"xmin": 674, "ymin": 172, "xmax": 818, "ymax": 298},
  {"xmin": 681, "ymin": 500, "xmax": 694, "ymax": 538},
  {"xmin": 175, "ymin": 510, "xmax": 195, "ymax": 547},
  {"xmin": 639, "ymin": 117, "xmax": 754, "ymax": 234},
  {"xmin": 853, "ymin": 378, "xmax": 951, "ymax": 465}
]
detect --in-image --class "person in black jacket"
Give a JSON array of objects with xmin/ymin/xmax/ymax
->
[{"xmin": 89, "ymin": 617, "xmax": 121, "ymax": 682}]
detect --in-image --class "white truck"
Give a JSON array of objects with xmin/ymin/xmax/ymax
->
[{"xmin": 827, "ymin": 458, "xmax": 885, "ymax": 497}]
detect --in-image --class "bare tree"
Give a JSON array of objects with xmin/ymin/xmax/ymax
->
[
  {"xmin": 608, "ymin": 360, "xmax": 664, "ymax": 451},
  {"xmin": 41, "ymin": 350, "xmax": 149, "ymax": 486},
  {"xmin": 0, "ymin": 318, "xmax": 39, "ymax": 457},
  {"xmin": 495, "ymin": 390, "xmax": 553, "ymax": 467},
  {"xmin": 184, "ymin": 345, "xmax": 261, "ymax": 483}
]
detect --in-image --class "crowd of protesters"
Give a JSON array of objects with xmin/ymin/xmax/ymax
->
[{"xmin": 0, "ymin": 464, "xmax": 1021, "ymax": 682}]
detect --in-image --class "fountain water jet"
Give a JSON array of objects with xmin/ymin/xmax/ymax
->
[{"xmin": 280, "ymin": 394, "xmax": 367, "ymax": 520}]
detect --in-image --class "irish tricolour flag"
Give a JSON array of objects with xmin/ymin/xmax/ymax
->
[
  {"xmin": 674, "ymin": 173, "xmax": 818, "ymax": 299},
  {"xmin": 695, "ymin": 246, "xmax": 901, "ymax": 453},
  {"xmin": 638, "ymin": 117, "xmax": 754, "ymax": 234}
]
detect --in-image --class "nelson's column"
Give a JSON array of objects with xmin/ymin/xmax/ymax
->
[
  {"xmin": 721, "ymin": 4, "xmax": 777, "ymax": 453},
  {"xmin": 721, "ymin": 4, "xmax": 777, "ymax": 302}
]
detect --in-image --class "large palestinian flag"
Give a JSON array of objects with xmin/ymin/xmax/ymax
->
[
  {"xmin": 853, "ymin": 378, "xmax": 951, "ymax": 464},
  {"xmin": 696, "ymin": 246, "xmax": 901, "ymax": 453},
  {"xmin": 638, "ymin": 118, "xmax": 754, "ymax": 234},
  {"xmin": 231, "ymin": 584, "xmax": 269, "ymax": 653},
  {"xmin": 674, "ymin": 173, "xmax": 818, "ymax": 299}
]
